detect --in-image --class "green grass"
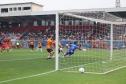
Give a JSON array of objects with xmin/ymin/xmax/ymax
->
[
  {"xmin": 6, "ymin": 69, "xmax": 126, "ymax": 84},
  {"xmin": 0, "ymin": 48, "xmax": 126, "ymax": 84},
  {"xmin": 60, "ymin": 48, "xmax": 126, "ymax": 73},
  {"xmin": 0, "ymin": 49, "xmax": 55, "ymax": 82}
]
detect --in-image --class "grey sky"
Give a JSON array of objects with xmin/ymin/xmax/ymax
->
[{"xmin": 0, "ymin": 0, "xmax": 126, "ymax": 11}]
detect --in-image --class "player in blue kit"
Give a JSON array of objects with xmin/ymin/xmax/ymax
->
[{"xmin": 64, "ymin": 42, "xmax": 81, "ymax": 57}]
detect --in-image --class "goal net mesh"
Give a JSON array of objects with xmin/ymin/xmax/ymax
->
[{"xmin": 58, "ymin": 11, "xmax": 126, "ymax": 74}]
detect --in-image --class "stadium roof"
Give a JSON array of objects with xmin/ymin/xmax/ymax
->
[
  {"xmin": 0, "ymin": 2, "xmax": 43, "ymax": 7},
  {"xmin": 0, "ymin": 6, "xmax": 126, "ymax": 18},
  {"xmin": 109, "ymin": 11, "xmax": 126, "ymax": 18},
  {"xmin": 59, "ymin": 7, "xmax": 126, "ymax": 18}
]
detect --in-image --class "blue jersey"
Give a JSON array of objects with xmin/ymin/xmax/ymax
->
[
  {"xmin": 64, "ymin": 43, "xmax": 79, "ymax": 56},
  {"xmin": 69, "ymin": 44, "xmax": 78, "ymax": 51}
]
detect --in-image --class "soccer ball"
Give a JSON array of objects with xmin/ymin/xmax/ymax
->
[
  {"xmin": 79, "ymin": 67, "xmax": 85, "ymax": 73},
  {"xmin": 82, "ymin": 48, "xmax": 87, "ymax": 51}
]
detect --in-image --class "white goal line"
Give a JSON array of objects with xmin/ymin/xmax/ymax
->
[
  {"xmin": 60, "ymin": 58, "xmax": 126, "ymax": 75},
  {"xmin": 64, "ymin": 65, "xmax": 126, "ymax": 75},
  {"xmin": 59, "ymin": 61, "xmax": 101, "ymax": 71},
  {"xmin": 0, "ymin": 70, "xmax": 56, "ymax": 84},
  {"xmin": 0, "ymin": 57, "xmax": 46, "ymax": 62}
]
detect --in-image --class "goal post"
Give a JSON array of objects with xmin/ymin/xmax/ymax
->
[
  {"xmin": 55, "ymin": 12, "xmax": 59, "ymax": 71},
  {"xmin": 110, "ymin": 24, "xmax": 113, "ymax": 60}
]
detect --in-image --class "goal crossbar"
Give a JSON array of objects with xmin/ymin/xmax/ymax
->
[{"xmin": 62, "ymin": 13, "xmax": 126, "ymax": 25}]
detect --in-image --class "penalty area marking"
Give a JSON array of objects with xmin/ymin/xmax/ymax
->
[{"xmin": 0, "ymin": 70, "xmax": 56, "ymax": 84}]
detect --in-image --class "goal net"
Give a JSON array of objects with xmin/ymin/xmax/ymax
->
[{"xmin": 57, "ymin": 11, "xmax": 126, "ymax": 74}]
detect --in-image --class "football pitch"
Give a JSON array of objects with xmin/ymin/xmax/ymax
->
[{"xmin": 0, "ymin": 48, "xmax": 126, "ymax": 84}]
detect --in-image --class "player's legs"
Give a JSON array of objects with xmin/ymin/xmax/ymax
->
[
  {"xmin": 1, "ymin": 47, "xmax": 7, "ymax": 52},
  {"xmin": 31, "ymin": 45, "xmax": 34, "ymax": 50},
  {"xmin": 0, "ymin": 47, "xmax": 2, "ymax": 53},
  {"xmin": 29, "ymin": 45, "xmax": 34, "ymax": 51},
  {"xmin": 47, "ymin": 49, "xmax": 54, "ymax": 59},
  {"xmin": 6, "ymin": 47, "xmax": 10, "ymax": 52},
  {"xmin": 64, "ymin": 49, "xmax": 74, "ymax": 57},
  {"xmin": 59, "ymin": 48, "xmax": 64, "ymax": 54},
  {"xmin": 50, "ymin": 50, "xmax": 54, "ymax": 57},
  {"xmin": 40, "ymin": 48, "xmax": 42, "ymax": 52},
  {"xmin": 0, "ymin": 44, "xmax": 2, "ymax": 53},
  {"xmin": 37, "ymin": 47, "xmax": 42, "ymax": 52}
]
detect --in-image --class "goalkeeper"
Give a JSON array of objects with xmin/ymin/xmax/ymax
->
[{"xmin": 64, "ymin": 42, "xmax": 81, "ymax": 57}]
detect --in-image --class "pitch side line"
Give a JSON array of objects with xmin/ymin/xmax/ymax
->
[
  {"xmin": 0, "ymin": 57, "xmax": 46, "ymax": 62},
  {"xmin": 0, "ymin": 70, "xmax": 56, "ymax": 84}
]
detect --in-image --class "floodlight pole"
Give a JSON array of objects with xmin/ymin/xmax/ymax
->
[
  {"xmin": 110, "ymin": 24, "xmax": 113, "ymax": 60},
  {"xmin": 55, "ymin": 12, "xmax": 59, "ymax": 71},
  {"xmin": 116, "ymin": 0, "xmax": 121, "ymax": 8}
]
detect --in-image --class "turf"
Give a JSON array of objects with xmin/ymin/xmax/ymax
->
[
  {"xmin": 6, "ymin": 68, "xmax": 126, "ymax": 84},
  {"xmin": 0, "ymin": 48, "xmax": 126, "ymax": 84}
]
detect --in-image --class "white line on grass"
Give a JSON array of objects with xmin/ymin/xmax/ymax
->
[
  {"xmin": 60, "ymin": 59, "xmax": 126, "ymax": 75},
  {"xmin": 65, "ymin": 71, "xmax": 105, "ymax": 74},
  {"xmin": 63, "ymin": 66, "xmax": 126, "ymax": 75},
  {"xmin": 0, "ymin": 70, "xmax": 56, "ymax": 84},
  {"xmin": 0, "ymin": 57, "xmax": 46, "ymax": 62},
  {"xmin": 59, "ymin": 61, "xmax": 100, "ymax": 71},
  {"xmin": 103, "ymin": 65, "xmax": 126, "ymax": 74}
]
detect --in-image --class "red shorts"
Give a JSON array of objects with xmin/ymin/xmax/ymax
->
[{"xmin": 2, "ymin": 43, "xmax": 9, "ymax": 49}]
